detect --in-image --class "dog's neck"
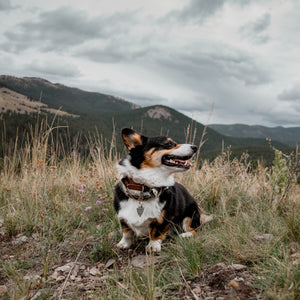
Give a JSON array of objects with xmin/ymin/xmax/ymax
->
[{"xmin": 116, "ymin": 156, "xmax": 175, "ymax": 187}]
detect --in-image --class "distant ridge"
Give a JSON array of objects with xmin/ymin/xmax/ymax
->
[{"xmin": 209, "ymin": 124, "xmax": 300, "ymax": 147}]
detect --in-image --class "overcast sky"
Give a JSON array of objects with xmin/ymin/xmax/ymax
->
[{"xmin": 1, "ymin": 0, "xmax": 300, "ymax": 127}]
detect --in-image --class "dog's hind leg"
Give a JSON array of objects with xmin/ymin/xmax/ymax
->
[
  {"xmin": 180, "ymin": 216, "xmax": 197, "ymax": 238},
  {"xmin": 117, "ymin": 220, "xmax": 134, "ymax": 249}
]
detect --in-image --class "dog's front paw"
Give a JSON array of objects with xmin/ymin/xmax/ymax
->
[
  {"xmin": 146, "ymin": 240, "xmax": 162, "ymax": 253},
  {"xmin": 180, "ymin": 232, "xmax": 194, "ymax": 238},
  {"xmin": 117, "ymin": 238, "xmax": 133, "ymax": 250}
]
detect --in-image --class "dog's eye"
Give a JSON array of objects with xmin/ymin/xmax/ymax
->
[{"xmin": 165, "ymin": 141, "xmax": 176, "ymax": 149}]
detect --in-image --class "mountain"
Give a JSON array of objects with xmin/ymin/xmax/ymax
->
[
  {"xmin": 0, "ymin": 75, "xmax": 138, "ymax": 115},
  {"xmin": 209, "ymin": 124, "xmax": 300, "ymax": 147},
  {"xmin": 0, "ymin": 75, "xmax": 292, "ymax": 165}
]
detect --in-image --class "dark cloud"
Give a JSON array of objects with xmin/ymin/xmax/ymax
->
[
  {"xmin": 0, "ymin": 0, "xmax": 12, "ymax": 10},
  {"xmin": 75, "ymin": 39, "xmax": 150, "ymax": 63},
  {"xmin": 278, "ymin": 82, "xmax": 300, "ymax": 101},
  {"xmin": 177, "ymin": 0, "xmax": 226, "ymax": 23},
  {"xmin": 152, "ymin": 46, "xmax": 271, "ymax": 90},
  {"xmin": 239, "ymin": 13, "xmax": 271, "ymax": 44},
  {"xmin": 164, "ymin": 0, "xmax": 226, "ymax": 24},
  {"xmin": 2, "ymin": 6, "xmax": 136, "ymax": 52}
]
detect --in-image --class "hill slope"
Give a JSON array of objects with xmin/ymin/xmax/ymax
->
[
  {"xmin": 0, "ymin": 75, "xmax": 138, "ymax": 115},
  {"xmin": 209, "ymin": 124, "xmax": 300, "ymax": 147}
]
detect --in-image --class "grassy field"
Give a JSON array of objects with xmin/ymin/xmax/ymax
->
[{"xmin": 0, "ymin": 124, "xmax": 299, "ymax": 299}]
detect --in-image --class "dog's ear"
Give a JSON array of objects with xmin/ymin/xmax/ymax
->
[{"xmin": 121, "ymin": 128, "xmax": 146, "ymax": 150}]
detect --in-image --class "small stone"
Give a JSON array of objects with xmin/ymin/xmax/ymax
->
[
  {"xmin": 192, "ymin": 287, "xmax": 202, "ymax": 294},
  {"xmin": 253, "ymin": 234, "xmax": 274, "ymax": 242},
  {"xmin": 105, "ymin": 259, "xmax": 116, "ymax": 268},
  {"xmin": 131, "ymin": 255, "xmax": 158, "ymax": 268},
  {"xmin": 30, "ymin": 290, "xmax": 42, "ymax": 300},
  {"xmin": 55, "ymin": 265, "xmax": 71, "ymax": 273},
  {"xmin": 0, "ymin": 216, "xmax": 4, "ymax": 227},
  {"xmin": 291, "ymin": 252, "xmax": 300, "ymax": 264},
  {"xmin": 14, "ymin": 235, "xmax": 28, "ymax": 245},
  {"xmin": 56, "ymin": 276, "xmax": 65, "ymax": 282},
  {"xmin": 228, "ymin": 279, "xmax": 239, "ymax": 289},
  {"xmin": 208, "ymin": 263, "xmax": 226, "ymax": 273},
  {"xmin": 50, "ymin": 272, "xmax": 59, "ymax": 280},
  {"xmin": 0, "ymin": 285, "xmax": 8, "ymax": 295},
  {"xmin": 89, "ymin": 267, "xmax": 101, "ymax": 276},
  {"xmin": 231, "ymin": 264, "xmax": 247, "ymax": 271},
  {"xmin": 23, "ymin": 274, "xmax": 41, "ymax": 282}
]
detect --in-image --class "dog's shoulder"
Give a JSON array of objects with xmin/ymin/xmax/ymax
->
[
  {"xmin": 161, "ymin": 182, "xmax": 195, "ymax": 201},
  {"xmin": 113, "ymin": 182, "xmax": 128, "ymax": 212}
]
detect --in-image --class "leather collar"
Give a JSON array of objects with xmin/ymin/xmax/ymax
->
[{"xmin": 121, "ymin": 176, "xmax": 167, "ymax": 201}]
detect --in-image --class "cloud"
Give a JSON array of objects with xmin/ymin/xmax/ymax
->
[
  {"xmin": 75, "ymin": 39, "xmax": 150, "ymax": 63},
  {"xmin": 29, "ymin": 60, "xmax": 81, "ymax": 78},
  {"xmin": 278, "ymin": 82, "xmax": 300, "ymax": 101},
  {"xmin": 239, "ymin": 13, "xmax": 271, "ymax": 44},
  {"xmin": 165, "ymin": 0, "xmax": 226, "ymax": 24},
  {"xmin": 2, "ymin": 6, "xmax": 137, "ymax": 53},
  {"xmin": 0, "ymin": 0, "xmax": 12, "ymax": 10}
]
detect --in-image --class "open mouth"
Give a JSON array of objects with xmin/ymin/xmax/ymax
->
[{"xmin": 162, "ymin": 154, "xmax": 193, "ymax": 169}]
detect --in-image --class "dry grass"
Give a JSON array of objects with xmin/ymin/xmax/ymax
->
[{"xmin": 0, "ymin": 123, "xmax": 299, "ymax": 299}]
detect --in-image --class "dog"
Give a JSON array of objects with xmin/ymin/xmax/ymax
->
[{"xmin": 113, "ymin": 128, "xmax": 208, "ymax": 253}]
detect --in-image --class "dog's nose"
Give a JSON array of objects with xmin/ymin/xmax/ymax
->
[{"xmin": 191, "ymin": 145, "xmax": 197, "ymax": 153}]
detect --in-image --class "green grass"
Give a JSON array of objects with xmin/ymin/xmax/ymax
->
[{"xmin": 0, "ymin": 123, "xmax": 299, "ymax": 299}]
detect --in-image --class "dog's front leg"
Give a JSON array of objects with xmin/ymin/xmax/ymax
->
[
  {"xmin": 117, "ymin": 220, "xmax": 134, "ymax": 249},
  {"xmin": 147, "ymin": 221, "xmax": 170, "ymax": 253}
]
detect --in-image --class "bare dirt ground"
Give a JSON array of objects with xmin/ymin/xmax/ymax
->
[{"xmin": 0, "ymin": 225, "xmax": 262, "ymax": 300}]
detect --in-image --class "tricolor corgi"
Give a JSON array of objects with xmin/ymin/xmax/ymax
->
[{"xmin": 114, "ymin": 128, "xmax": 209, "ymax": 253}]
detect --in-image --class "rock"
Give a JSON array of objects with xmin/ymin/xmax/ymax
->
[
  {"xmin": 89, "ymin": 267, "xmax": 101, "ymax": 276},
  {"xmin": 50, "ymin": 271, "xmax": 59, "ymax": 280},
  {"xmin": 14, "ymin": 235, "xmax": 28, "ymax": 245},
  {"xmin": 0, "ymin": 216, "xmax": 4, "ymax": 227},
  {"xmin": 105, "ymin": 259, "xmax": 116, "ymax": 268},
  {"xmin": 228, "ymin": 280, "xmax": 239, "ymax": 289},
  {"xmin": 31, "ymin": 290, "xmax": 42, "ymax": 300},
  {"xmin": 0, "ymin": 285, "xmax": 8, "ymax": 295},
  {"xmin": 70, "ymin": 275, "xmax": 76, "ymax": 281},
  {"xmin": 253, "ymin": 234, "xmax": 274, "ymax": 242},
  {"xmin": 56, "ymin": 275, "xmax": 65, "ymax": 282},
  {"xmin": 131, "ymin": 255, "xmax": 158, "ymax": 268},
  {"xmin": 291, "ymin": 252, "xmax": 300, "ymax": 265},
  {"xmin": 192, "ymin": 287, "xmax": 202, "ymax": 294},
  {"xmin": 55, "ymin": 264, "xmax": 72, "ymax": 273},
  {"xmin": 231, "ymin": 264, "xmax": 247, "ymax": 271},
  {"xmin": 208, "ymin": 263, "xmax": 226, "ymax": 273},
  {"xmin": 200, "ymin": 213, "xmax": 214, "ymax": 224},
  {"xmin": 23, "ymin": 274, "xmax": 41, "ymax": 282}
]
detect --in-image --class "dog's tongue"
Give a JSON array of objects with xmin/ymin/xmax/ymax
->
[{"xmin": 174, "ymin": 159, "xmax": 192, "ymax": 167}]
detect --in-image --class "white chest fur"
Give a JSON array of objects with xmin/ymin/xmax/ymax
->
[{"xmin": 118, "ymin": 198, "xmax": 165, "ymax": 237}]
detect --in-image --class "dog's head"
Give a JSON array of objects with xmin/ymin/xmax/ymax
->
[{"xmin": 117, "ymin": 128, "xmax": 197, "ymax": 187}]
